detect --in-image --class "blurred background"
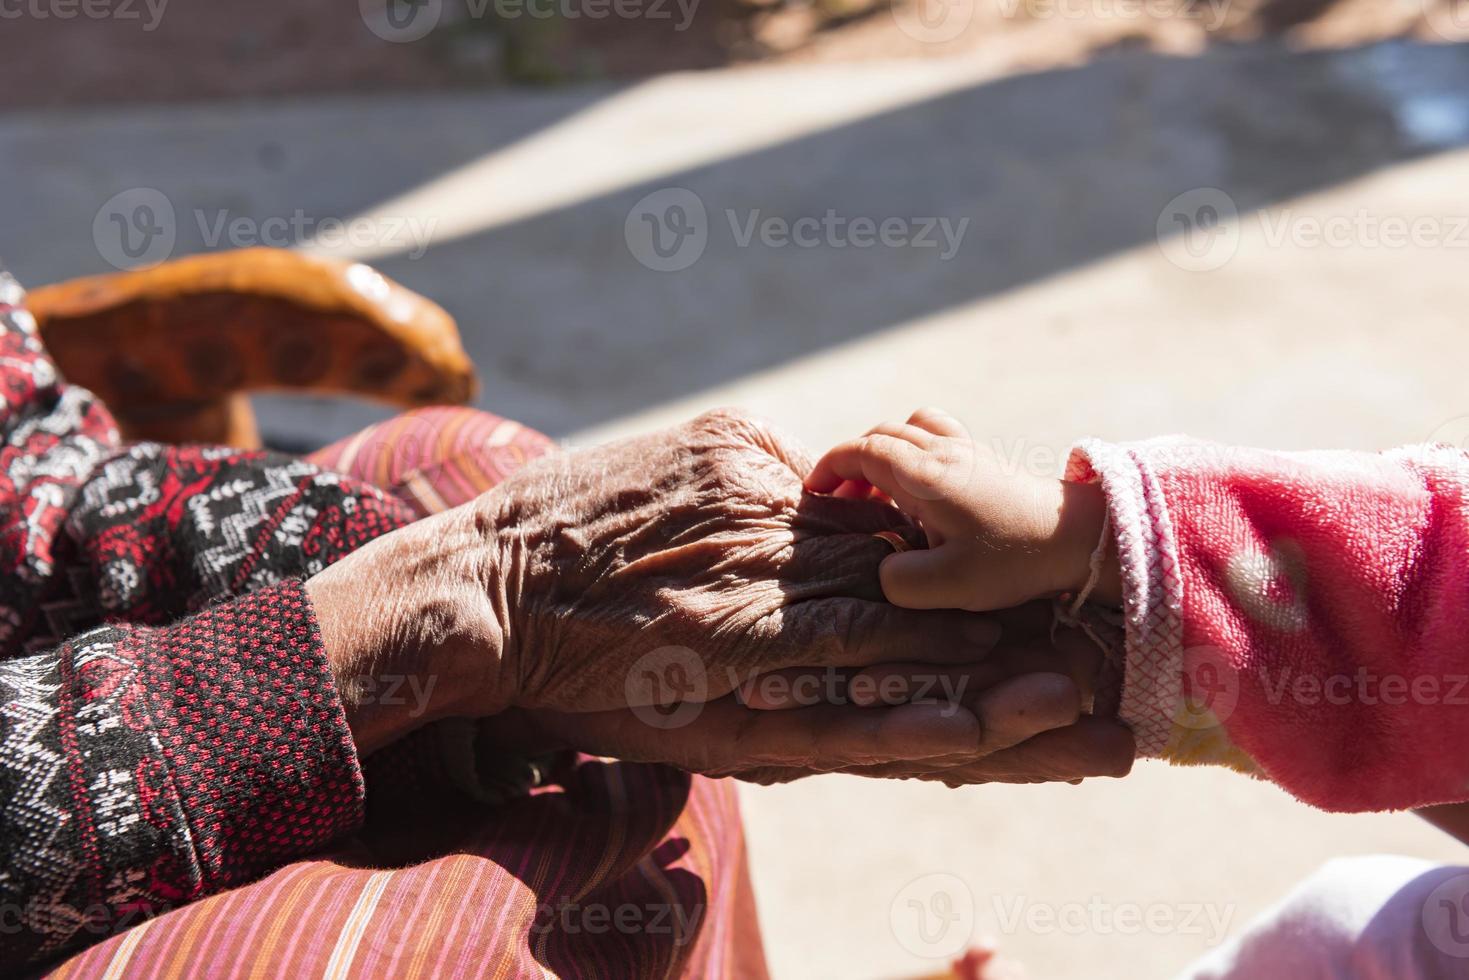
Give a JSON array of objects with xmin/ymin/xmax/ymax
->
[{"xmin": 5, "ymin": 1, "xmax": 1469, "ymax": 976}]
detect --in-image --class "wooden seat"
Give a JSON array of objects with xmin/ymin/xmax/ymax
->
[{"xmin": 25, "ymin": 248, "xmax": 477, "ymax": 447}]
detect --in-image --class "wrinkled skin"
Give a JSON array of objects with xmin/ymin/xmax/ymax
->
[
  {"xmin": 312, "ymin": 408, "xmax": 1134, "ymax": 781},
  {"xmin": 478, "ymin": 408, "xmax": 1000, "ymax": 714},
  {"xmin": 495, "ymin": 603, "xmax": 1136, "ymax": 785}
]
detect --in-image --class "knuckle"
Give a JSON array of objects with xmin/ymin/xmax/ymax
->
[
  {"xmin": 912, "ymin": 406, "xmax": 953, "ymax": 426},
  {"xmin": 859, "ymin": 434, "xmax": 901, "ymax": 463},
  {"xmin": 887, "ymin": 440, "xmax": 922, "ymax": 467},
  {"xmin": 869, "ymin": 422, "xmax": 915, "ymax": 442},
  {"xmin": 692, "ymin": 406, "xmax": 751, "ymax": 430},
  {"xmin": 795, "ymin": 599, "xmax": 855, "ymax": 664},
  {"xmin": 690, "ymin": 408, "xmax": 792, "ymax": 465},
  {"xmin": 691, "ymin": 406, "xmax": 776, "ymax": 442},
  {"xmin": 739, "ymin": 767, "xmax": 795, "ymax": 786}
]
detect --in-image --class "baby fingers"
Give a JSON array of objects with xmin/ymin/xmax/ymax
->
[{"xmin": 806, "ymin": 433, "xmax": 965, "ymax": 519}]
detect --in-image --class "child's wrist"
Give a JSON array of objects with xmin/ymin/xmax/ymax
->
[{"xmin": 1049, "ymin": 480, "xmax": 1122, "ymax": 606}]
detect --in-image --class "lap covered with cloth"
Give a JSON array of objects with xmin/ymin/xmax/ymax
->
[{"xmin": 0, "ymin": 264, "xmax": 764, "ymax": 978}]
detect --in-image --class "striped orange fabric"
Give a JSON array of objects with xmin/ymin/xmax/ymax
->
[
  {"xmin": 307, "ymin": 406, "xmax": 558, "ymax": 519},
  {"xmin": 47, "ymin": 408, "xmax": 768, "ymax": 979},
  {"xmin": 49, "ymin": 760, "xmax": 765, "ymax": 979}
]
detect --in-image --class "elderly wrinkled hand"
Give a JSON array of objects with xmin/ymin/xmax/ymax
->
[
  {"xmin": 514, "ymin": 601, "xmax": 1135, "ymax": 785},
  {"xmin": 310, "ymin": 408, "xmax": 1007, "ymax": 765}
]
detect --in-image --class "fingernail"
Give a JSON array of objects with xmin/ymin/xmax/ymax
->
[{"xmin": 962, "ymin": 616, "xmax": 1001, "ymax": 649}]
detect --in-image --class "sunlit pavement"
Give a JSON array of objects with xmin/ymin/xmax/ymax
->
[
  {"xmin": 579, "ymin": 148, "xmax": 1469, "ymax": 978},
  {"xmin": 6, "ymin": 43, "xmax": 1469, "ymax": 979}
]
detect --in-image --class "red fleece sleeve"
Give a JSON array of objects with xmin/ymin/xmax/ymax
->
[{"xmin": 1069, "ymin": 438, "xmax": 1469, "ymax": 812}]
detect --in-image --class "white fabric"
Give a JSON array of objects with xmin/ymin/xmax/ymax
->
[{"xmin": 1179, "ymin": 855, "xmax": 1469, "ymax": 980}]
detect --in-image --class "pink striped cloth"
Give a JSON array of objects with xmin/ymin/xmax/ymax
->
[
  {"xmin": 307, "ymin": 406, "xmax": 559, "ymax": 519},
  {"xmin": 48, "ymin": 408, "xmax": 769, "ymax": 979}
]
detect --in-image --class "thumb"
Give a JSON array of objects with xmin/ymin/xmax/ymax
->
[
  {"xmin": 879, "ymin": 546, "xmax": 976, "ymax": 609},
  {"xmin": 694, "ymin": 407, "xmax": 816, "ymax": 478}
]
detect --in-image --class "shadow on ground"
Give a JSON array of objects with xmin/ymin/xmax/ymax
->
[
  {"xmin": 362, "ymin": 40, "xmax": 1469, "ymax": 437},
  {"xmin": 3, "ymin": 40, "xmax": 1469, "ymax": 444}
]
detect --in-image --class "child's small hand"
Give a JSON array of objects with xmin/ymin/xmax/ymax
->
[{"xmin": 805, "ymin": 408, "xmax": 1119, "ymax": 611}]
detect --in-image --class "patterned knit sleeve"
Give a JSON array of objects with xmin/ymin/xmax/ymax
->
[
  {"xmin": 1067, "ymin": 437, "xmax": 1469, "ymax": 813},
  {"xmin": 0, "ymin": 268, "xmax": 121, "ymax": 642},
  {"xmin": 0, "ymin": 268, "xmax": 374, "ymax": 967},
  {"xmin": 0, "ymin": 579, "xmax": 365, "ymax": 968}
]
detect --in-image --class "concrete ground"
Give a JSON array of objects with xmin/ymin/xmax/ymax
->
[{"xmin": 6, "ymin": 40, "xmax": 1469, "ymax": 978}]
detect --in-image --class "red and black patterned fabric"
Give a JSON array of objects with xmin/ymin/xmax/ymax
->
[
  {"xmin": 0, "ymin": 266, "xmax": 413, "ymax": 968},
  {"xmin": 46, "ymin": 408, "xmax": 771, "ymax": 980}
]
